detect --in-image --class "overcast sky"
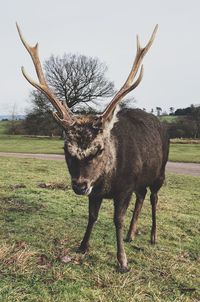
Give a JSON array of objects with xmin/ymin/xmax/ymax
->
[{"xmin": 1, "ymin": 0, "xmax": 200, "ymax": 115}]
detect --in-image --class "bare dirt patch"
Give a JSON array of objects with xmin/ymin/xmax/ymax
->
[{"xmin": 37, "ymin": 182, "xmax": 70, "ymax": 190}]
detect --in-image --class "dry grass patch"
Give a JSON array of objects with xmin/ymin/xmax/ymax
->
[{"xmin": 0, "ymin": 242, "xmax": 37, "ymax": 275}]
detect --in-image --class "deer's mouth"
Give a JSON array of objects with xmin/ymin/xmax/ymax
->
[
  {"xmin": 85, "ymin": 186, "xmax": 93, "ymax": 196},
  {"xmin": 72, "ymin": 182, "xmax": 93, "ymax": 196}
]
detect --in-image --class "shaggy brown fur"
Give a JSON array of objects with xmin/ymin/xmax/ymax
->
[{"xmin": 64, "ymin": 108, "xmax": 169, "ymax": 272}]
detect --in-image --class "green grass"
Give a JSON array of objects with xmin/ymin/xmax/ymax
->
[
  {"xmin": 0, "ymin": 157, "xmax": 199, "ymax": 301},
  {"xmin": 159, "ymin": 115, "xmax": 179, "ymax": 123},
  {"xmin": 0, "ymin": 135, "xmax": 64, "ymax": 154},
  {"xmin": 169, "ymin": 144, "xmax": 200, "ymax": 163}
]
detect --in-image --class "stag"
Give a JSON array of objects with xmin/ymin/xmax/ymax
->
[{"xmin": 17, "ymin": 24, "xmax": 169, "ymax": 272}]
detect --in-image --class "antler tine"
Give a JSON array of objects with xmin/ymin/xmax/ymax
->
[
  {"xmin": 101, "ymin": 25, "xmax": 158, "ymax": 122},
  {"xmin": 16, "ymin": 23, "xmax": 74, "ymax": 127}
]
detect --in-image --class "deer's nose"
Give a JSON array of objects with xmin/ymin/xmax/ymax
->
[{"xmin": 72, "ymin": 180, "xmax": 88, "ymax": 195}]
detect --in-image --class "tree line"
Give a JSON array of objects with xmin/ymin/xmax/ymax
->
[
  {"xmin": 5, "ymin": 52, "xmax": 200, "ymax": 139},
  {"xmin": 163, "ymin": 105, "xmax": 200, "ymax": 139}
]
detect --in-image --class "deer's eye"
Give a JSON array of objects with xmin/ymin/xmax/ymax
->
[
  {"xmin": 96, "ymin": 148, "xmax": 104, "ymax": 156},
  {"xmin": 84, "ymin": 148, "xmax": 104, "ymax": 163},
  {"xmin": 85, "ymin": 154, "xmax": 94, "ymax": 163}
]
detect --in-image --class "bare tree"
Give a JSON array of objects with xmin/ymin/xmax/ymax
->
[
  {"xmin": 23, "ymin": 54, "xmax": 115, "ymax": 134},
  {"xmin": 169, "ymin": 106, "xmax": 174, "ymax": 115},
  {"xmin": 156, "ymin": 106, "xmax": 162, "ymax": 116},
  {"xmin": 44, "ymin": 54, "xmax": 115, "ymax": 108},
  {"xmin": 8, "ymin": 104, "xmax": 18, "ymax": 134}
]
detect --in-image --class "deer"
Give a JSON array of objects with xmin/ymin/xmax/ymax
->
[{"xmin": 17, "ymin": 23, "xmax": 169, "ymax": 272}]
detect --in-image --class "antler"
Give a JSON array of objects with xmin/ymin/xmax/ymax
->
[
  {"xmin": 101, "ymin": 25, "xmax": 158, "ymax": 122},
  {"xmin": 16, "ymin": 23, "xmax": 75, "ymax": 127}
]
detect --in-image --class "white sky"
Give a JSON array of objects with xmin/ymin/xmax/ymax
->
[{"xmin": 1, "ymin": 0, "xmax": 200, "ymax": 115}]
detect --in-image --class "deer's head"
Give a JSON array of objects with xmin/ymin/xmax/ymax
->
[{"xmin": 16, "ymin": 23, "xmax": 157, "ymax": 195}]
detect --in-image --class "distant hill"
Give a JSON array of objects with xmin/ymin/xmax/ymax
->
[{"xmin": 0, "ymin": 115, "xmax": 25, "ymax": 121}]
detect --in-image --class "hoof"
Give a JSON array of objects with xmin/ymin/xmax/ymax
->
[
  {"xmin": 125, "ymin": 230, "xmax": 139, "ymax": 242},
  {"xmin": 150, "ymin": 239, "xmax": 157, "ymax": 245},
  {"xmin": 116, "ymin": 265, "xmax": 130, "ymax": 273},
  {"xmin": 76, "ymin": 245, "xmax": 88, "ymax": 254},
  {"xmin": 124, "ymin": 236, "xmax": 133, "ymax": 243},
  {"xmin": 151, "ymin": 232, "xmax": 157, "ymax": 245}
]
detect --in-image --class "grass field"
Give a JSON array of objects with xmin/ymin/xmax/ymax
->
[
  {"xmin": 0, "ymin": 134, "xmax": 200, "ymax": 163},
  {"xmin": 0, "ymin": 135, "xmax": 64, "ymax": 154},
  {"xmin": 169, "ymin": 144, "xmax": 200, "ymax": 163},
  {"xmin": 159, "ymin": 115, "xmax": 179, "ymax": 123},
  {"xmin": 0, "ymin": 157, "xmax": 199, "ymax": 301}
]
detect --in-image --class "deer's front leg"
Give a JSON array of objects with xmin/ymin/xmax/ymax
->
[
  {"xmin": 114, "ymin": 196, "xmax": 130, "ymax": 272},
  {"xmin": 78, "ymin": 196, "xmax": 102, "ymax": 253}
]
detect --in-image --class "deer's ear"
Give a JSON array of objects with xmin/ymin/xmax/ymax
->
[
  {"xmin": 102, "ymin": 105, "xmax": 120, "ymax": 131},
  {"xmin": 91, "ymin": 105, "xmax": 120, "ymax": 133}
]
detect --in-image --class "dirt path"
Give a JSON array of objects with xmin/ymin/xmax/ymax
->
[
  {"xmin": 0, "ymin": 152, "xmax": 64, "ymax": 161},
  {"xmin": 0, "ymin": 152, "xmax": 200, "ymax": 176},
  {"xmin": 166, "ymin": 161, "xmax": 200, "ymax": 176}
]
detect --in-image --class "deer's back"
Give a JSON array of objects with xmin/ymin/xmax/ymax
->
[{"xmin": 111, "ymin": 108, "xmax": 169, "ymax": 192}]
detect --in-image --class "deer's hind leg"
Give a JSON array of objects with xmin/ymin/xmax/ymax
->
[
  {"xmin": 114, "ymin": 192, "xmax": 132, "ymax": 272},
  {"xmin": 150, "ymin": 174, "xmax": 165, "ymax": 244},
  {"xmin": 126, "ymin": 188, "xmax": 147, "ymax": 242}
]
